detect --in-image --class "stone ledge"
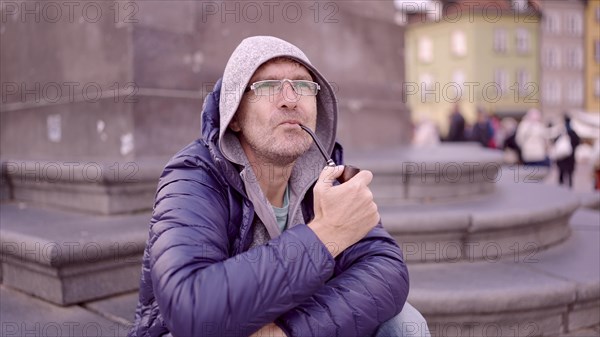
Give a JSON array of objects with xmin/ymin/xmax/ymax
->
[
  {"xmin": 1, "ymin": 258, "xmax": 141, "ymax": 306},
  {"xmin": 0, "ymin": 203, "xmax": 149, "ymax": 305},
  {"xmin": 424, "ymin": 307, "xmax": 566, "ymax": 337},
  {"xmin": 469, "ymin": 182, "xmax": 580, "ymax": 231},
  {"xmin": 1, "ymin": 158, "xmax": 165, "ymax": 215},
  {"xmin": 1, "ymin": 228, "xmax": 145, "ymax": 267},
  {"xmin": 408, "ymin": 262, "xmax": 577, "ymax": 315},
  {"xmin": 382, "ymin": 183, "xmax": 579, "ymax": 263},
  {"xmin": 408, "ymin": 218, "xmax": 600, "ymax": 336},
  {"xmin": 525, "ymin": 222, "xmax": 600, "ymax": 303},
  {"xmin": 346, "ymin": 143, "xmax": 504, "ymax": 171},
  {"xmin": 569, "ymin": 300, "xmax": 600, "ymax": 332},
  {"xmin": 346, "ymin": 144, "xmax": 504, "ymax": 203}
]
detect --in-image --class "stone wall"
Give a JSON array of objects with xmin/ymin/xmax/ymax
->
[
  {"xmin": 1, "ymin": 0, "xmax": 409, "ymax": 163},
  {"xmin": 1, "ymin": 0, "xmax": 409, "ymax": 212}
]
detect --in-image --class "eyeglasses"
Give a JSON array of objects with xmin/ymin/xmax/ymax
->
[{"xmin": 245, "ymin": 79, "xmax": 320, "ymax": 96}]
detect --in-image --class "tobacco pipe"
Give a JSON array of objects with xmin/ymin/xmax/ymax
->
[{"xmin": 300, "ymin": 124, "xmax": 360, "ymax": 184}]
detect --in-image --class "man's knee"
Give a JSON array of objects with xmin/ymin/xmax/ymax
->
[{"xmin": 374, "ymin": 302, "xmax": 431, "ymax": 337}]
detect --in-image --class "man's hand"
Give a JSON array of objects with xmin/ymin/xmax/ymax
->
[
  {"xmin": 308, "ymin": 165, "xmax": 380, "ymax": 257},
  {"xmin": 250, "ymin": 323, "xmax": 287, "ymax": 337}
]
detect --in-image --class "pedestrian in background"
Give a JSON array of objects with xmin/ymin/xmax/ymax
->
[
  {"xmin": 470, "ymin": 107, "xmax": 493, "ymax": 148},
  {"xmin": 501, "ymin": 117, "xmax": 521, "ymax": 164},
  {"xmin": 413, "ymin": 117, "xmax": 441, "ymax": 147},
  {"xmin": 445, "ymin": 103, "xmax": 466, "ymax": 142},
  {"xmin": 554, "ymin": 115, "xmax": 581, "ymax": 188},
  {"xmin": 515, "ymin": 108, "xmax": 551, "ymax": 167}
]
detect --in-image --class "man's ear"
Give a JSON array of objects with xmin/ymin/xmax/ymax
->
[{"xmin": 229, "ymin": 117, "xmax": 241, "ymax": 132}]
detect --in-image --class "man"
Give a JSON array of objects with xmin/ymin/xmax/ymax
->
[
  {"xmin": 470, "ymin": 108, "xmax": 493, "ymax": 148},
  {"xmin": 130, "ymin": 36, "xmax": 426, "ymax": 337},
  {"xmin": 446, "ymin": 104, "xmax": 466, "ymax": 142}
]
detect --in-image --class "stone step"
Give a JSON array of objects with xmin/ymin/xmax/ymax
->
[
  {"xmin": 407, "ymin": 208, "xmax": 600, "ymax": 337},
  {"xmin": 3, "ymin": 210, "xmax": 596, "ymax": 337},
  {"xmin": 1, "ymin": 158, "xmax": 166, "ymax": 215},
  {"xmin": 0, "ymin": 202, "xmax": 149, "ymax": 305},
  {"xmin": 381, "ymin": 180, "xmax": 580, "ymax": 263},
  {"xmin": 345, "ymin": 144, "xmax": 505, "ymax": 204}
]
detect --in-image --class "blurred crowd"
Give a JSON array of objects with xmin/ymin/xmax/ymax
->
[{"xmin": 412, "ymin": 105, "xmax": 600, "ymax": 190}]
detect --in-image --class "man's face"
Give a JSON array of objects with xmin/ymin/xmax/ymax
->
[{"xmin": 230, "ymin": 60, "xmax": 317, "ymax": 166}]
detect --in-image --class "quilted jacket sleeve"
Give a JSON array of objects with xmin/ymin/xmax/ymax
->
[
  {"xmin": 275, "ymin": 222, "xmax": 409, "ymax": 337},
  {"xmin": 148, "ymin": 155, "xmax": 336, "ymax": 337}
]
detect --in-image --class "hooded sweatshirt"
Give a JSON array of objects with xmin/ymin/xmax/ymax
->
[{"xmin": 129, "ymin": 36, "xmax": 408, "ymax": 337}]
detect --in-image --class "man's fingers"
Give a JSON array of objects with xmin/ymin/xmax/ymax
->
[
  {"xmin": 319, "ymin": 165, "xmax": 345, "ymax": 186},
  {"xmin": 351, "ymin": 170, "xmax": 373, "ymax": 186}
]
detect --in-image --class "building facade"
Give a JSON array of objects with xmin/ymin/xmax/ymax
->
[
  {"xmin": 403, "ymin": 0, "xmax": 541, "ymax": 134},
  {"xmin": 540, "ymin": 0, "xmax": 586, "ymax": 122},
  {"xmin": 585, "ymin": 0, "xmax": 600, "ymax": 113}
]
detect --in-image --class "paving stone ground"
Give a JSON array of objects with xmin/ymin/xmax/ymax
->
[
  {"xmin": 543, "ymin": 161, "xmax": 597, "ymax": 194},
  {"xmin": 0, "ymin": 285, "xmax": 132, "ymax": 337}
]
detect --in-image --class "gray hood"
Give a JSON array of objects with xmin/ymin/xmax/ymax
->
[
  {"xmin": 218, "ymin": 36, "xmax": 339, "ymax": 239},
  {"xmin": 219, "ymin": 35, "xmax": 338, "ymax": 166}
]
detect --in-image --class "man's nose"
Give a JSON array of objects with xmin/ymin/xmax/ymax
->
[{"xmin": 277, "ymin": 82, "xmax": 299, "ymax": 109}]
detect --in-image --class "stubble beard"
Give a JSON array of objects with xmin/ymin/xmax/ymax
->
[{"xmin": 242, "ymin": 128, "xmax": 312, "ymax": 167}]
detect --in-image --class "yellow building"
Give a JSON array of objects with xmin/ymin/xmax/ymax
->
[
  {"xmin": 402, "ymin": 0, "xmax": 541, "ymax": 135},
  {"xmin": 585, "ymin": 0, "xmax": 600, "ymax": 113}
]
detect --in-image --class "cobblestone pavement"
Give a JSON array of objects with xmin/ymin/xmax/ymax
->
[{"xmin": 544, "ymin": 160, "xmax": 597, "ymax": 193}]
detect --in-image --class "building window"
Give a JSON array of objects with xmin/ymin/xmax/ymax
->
[
  {"xmin": 595, "ymin": 39, "xmax": 600, "ymax": 63},
  {"xmin": 494, "ymin": 68, "xmax": 509, "ymax": 95},
  {"xmin": 516, "ymin": 69, "xmax": 530, "ymax": 96},
  {"xmin": 542, "ymin": 47, "xmax": 552, "ymax": 68},
  {"xmin": 595, "ymin": 76, "xmax": 600, "ymax": 98},
  {"xmin": 451, "ymin": 30, "xmax": 467, "ymax": 57},
  {"xmin": 544, "ymin": 47, "xmax": 561, "ymax": 69},
  {"xmin": 543, "ymin": 13, "xmax": 560, "ymax": 34},
  {"xmin": 565, "ymin": 48, "xmax": 583, "ymax": 69},
  {"xmin": 567, "ymin": 80, "xmax": 583, "ymax": 105},
  {"xmin": 419, "ymin": 73, "xmax": 436, "ymax": 102},
  {"xmin": 552, "ymin": 47, "xmax": 561, "ymax": 68},
  {"xmin": 452, "ymin": 70, "xmax": 465, "ymax": 86},
  {"xmin": 543, "ymin": 81, "xmax": 561, "ymax": 105},
  {"xmin": 565, "ymin": 13, "xmax": 583, "ymax": 36},
  {"xmin": 451, "ymin": 70, "xmax": 465, "ymax": 97},
  {"xmin": 418, "ymin": 37, "xmax": 433, "ymax": 63},
  {"xmin": 542, "ymin": 82, "xmax": 551, "ymax": 104},
  {"xmin": 494, "ymin": 28, "xmax": 507, "ymax": 53},
  {"xmin": 516, "ymin": 28, "xmax": 530, "ymax": 54}
]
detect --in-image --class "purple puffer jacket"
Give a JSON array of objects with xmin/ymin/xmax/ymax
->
[{"xmin": 129, "ymin": 80, "xmax": 409, "ymax": 337}]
